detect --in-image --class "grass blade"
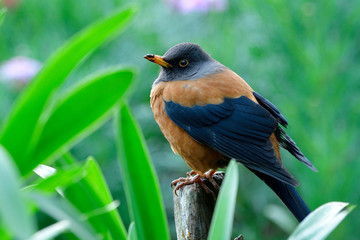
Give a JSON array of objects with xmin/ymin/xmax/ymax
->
[
  {"xmin": 34, "ymin": 164, "xmax": 57, "ymax": 179},
  {"xmin": 29, "ymin": 68, "xmax": 134, "ymax": 170},
  {"xmin": 128, "ymin": 222, "xmax": 138, "ymax": 240},
  {"xmin": 207, "ymin": 160, "xmax": 239, "ymax": 240},
  {"xmin": 32, "ymin": 165, "xmax": 83, "ymax": 194},
  {"xmin": 29, "ymin": 220, "xmax": 70, "ymax": 240},
  {"xmin": 0, "ymin": 146, "xmax": 35, "ymax": 239},
  {"xmin": 30, "ymin": 193, "xmax": 98, "ymax": 240},
  {"xmin": 264, "ymin": 204, "xmax": 297, "ymax": 234},
  {"xmin": 62, "ymin": 156, "xmax": 127, "ymax": 240},
  {"xmin": 0, "ymin": 6, "xmax": 137, "ymax": 176},
  {"xmin": 115, "ymin": 104, "xmax": 170, "ymax": 240},
  {"xmin": 288, "ymin": 202, "xmax": 355, "ymax": 240}
]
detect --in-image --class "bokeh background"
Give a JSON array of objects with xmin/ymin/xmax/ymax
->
[{"xmin": 1, "ymin": 0, "xmax": 359, "ymax": 239}]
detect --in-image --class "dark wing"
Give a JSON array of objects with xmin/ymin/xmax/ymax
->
[
  {"xmin": 253, "ymin": 92, "xmax": 317, "ymax": 172},
  {"xmin": 253, "ymin": 92, "xmax": 288, "ymax": 127},
  {"xmin": 164, "ymin": 96, "xmax": 299, "ymax": 186}
]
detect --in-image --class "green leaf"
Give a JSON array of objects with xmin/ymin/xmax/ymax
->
[
  {"xmin": 85, "ymin": 201, "xmax": 121, "ymax": 219},
  {"xmin": 128, "ymin": 222, "xmax": 138, "ymax": 240},
  {"xmin": 29, "ymin": 68, "xmax": 135, "ymax": 170},
  {"xmin": 33, "ymin": 164, "xmax": 83, "ymax": 194},
  {"xmin": 0, "ymin": 5, "xmax": 137, "ymax": 176},
  {"xmin": 264, "ymin": 204, "xmax": 297, "ymax": 234},
  {"xmin": 34, "ymin": 164, "xmax": 57, "ymax": 179},
  {"xmin": 114, "ymin": 104, "xmax": 170, "ymax": 240},
  {"xmin": 207, "ymin": 160, "xmax": 239, "ymax": 240},
  {"xmin": 0, "ymin": 146, "xmax": 35, "ymax": 239},
  {"xmin": 62, "ymin": 156, "xmax": 127, "ymax": 240},
  {"xmin": 29, "ymin": 192, "xmax": 98, "ymax": 240},
  {"xmin": 29, "ymin": 220, "xmax": 70, "ymax": 240},
  {"xmin": 0, "ymin": 8, "xmax": 6, "ymax": 26},
  {"xmin": 288, "ymin": 202, "xmax": 355, "ymax": 240}
]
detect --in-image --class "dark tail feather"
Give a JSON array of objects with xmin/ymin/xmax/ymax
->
[
  {"xmin": 274, "ymin": 126, "xmax": 318, "ymax": 172},
  {"xmin": 252, "ymin": 170, "xmax": 310, "ymax": 222}
]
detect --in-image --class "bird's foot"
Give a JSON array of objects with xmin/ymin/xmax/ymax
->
[
  {"xmin": 203, "ymin": 169, "xmax": 220, "ymax": 192},
  {"xmin": 186, "ymin": 170, "xmax": 197, "ymax": 177},
  {"xmin": 171, "ymin": 169, "xmax": 219, "ymax": 199}
]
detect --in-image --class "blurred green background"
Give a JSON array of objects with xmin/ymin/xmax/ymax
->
[{"xmin": 1, "ymin": 0, "xmax": 359, "ymax": 239}]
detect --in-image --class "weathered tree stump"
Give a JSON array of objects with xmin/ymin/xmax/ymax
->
[{"xmin": 173, "ymin": 172, "xmax": 225, "ymax": 240}]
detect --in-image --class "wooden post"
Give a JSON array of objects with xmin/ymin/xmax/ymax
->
[
  {"xmin": 172, "ymin": 172, "xmax": 225, "ymax": 240},
  {"xmin": 173, "ymin": 172, "xmax": 244, "ymax": 240}
]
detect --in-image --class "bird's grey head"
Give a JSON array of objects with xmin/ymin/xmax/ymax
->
[{"xmin": 144, "ymin": 43, "xmax": 225, "ymax": 86}]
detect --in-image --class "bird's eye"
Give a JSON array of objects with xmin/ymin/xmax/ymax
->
[{"xmin": 179, "ymin": 59, "xmax": 189, "ymax": 67}]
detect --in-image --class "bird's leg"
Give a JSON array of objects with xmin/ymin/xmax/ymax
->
[
  {"xmin": 171, "ymin": 169, "xmax": 219, "ymax": 199},
  {"xmin": 172, "ymin": 174, "xmax": 216, "ymax": 199}
]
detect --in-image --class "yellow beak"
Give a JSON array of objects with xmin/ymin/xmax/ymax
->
[{"xmin": 144, "ymin": 54, "xmax": 173, "ymax": 68}]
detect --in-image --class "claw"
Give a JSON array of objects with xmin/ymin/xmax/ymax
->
[
  {"xmin": 203, "ymin": 169, "xmax": 220, "ymax": 191},
  {"xmin": 171, "ymin": 170, "xmax": 198, "ymax": 190},
  {"xmin": 171, "ymin": 169, "xmax": 219, "ymax": 199},
  {"xmin": 186, "ymin": 170, "xmax": 197, "ymax": 177},
  {"xmin": 171, "ymin": 177, "xmax": 188, "ymax": 191}
]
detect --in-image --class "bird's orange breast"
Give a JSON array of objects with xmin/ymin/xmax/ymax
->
[
  {"xmin": 159, "ymin": 69, "xmax": 256, "ymax": 106},
  {"xmin": 150, "ymin": 69, "xmax": 280, "ymax": 175}
]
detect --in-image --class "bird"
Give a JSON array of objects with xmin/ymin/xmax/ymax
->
[{"xmin": 144, "ymin": 42, "xmax": 317, "ymax": 222}]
